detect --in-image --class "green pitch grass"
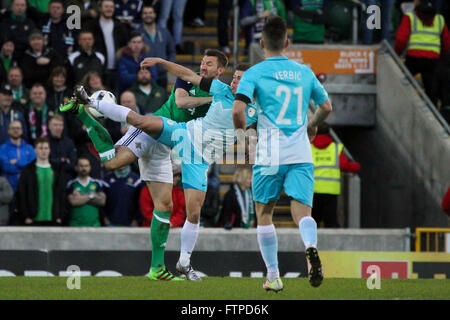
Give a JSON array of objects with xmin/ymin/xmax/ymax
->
[{"xmin": 0, "ymin": 277, "xmax": 448, "ymax": 300}]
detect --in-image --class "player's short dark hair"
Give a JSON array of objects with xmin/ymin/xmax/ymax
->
[
  {"xmin": 236, "ymin": 63, "xmax": 251, "ymax": 72},
  {"xmin": 262, "ymin": 16, "xmax": 287, "ymax": 51},
  {"xmin": 34, "ymin": 137, "xmax": 50, "ymax": 147},
  {"xmin": 204, "ymin": 49, "xmax": 228, "ymax": 69}
]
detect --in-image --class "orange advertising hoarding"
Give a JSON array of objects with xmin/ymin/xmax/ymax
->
[{"xmin": 284, "ymin": 48, "xmax": 377, "ymax": 74}]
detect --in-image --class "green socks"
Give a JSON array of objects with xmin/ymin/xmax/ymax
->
[
  {"xmin": 150, "ymin": 210, "xmax": 172, "ymax": 270},
  {"xmin": 77, "ymin": 107, "xmax": 115, "ymax": 162}
]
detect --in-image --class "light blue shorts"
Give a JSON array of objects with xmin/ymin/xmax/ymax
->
[
  {"xmin": 157, "ymin": 116, "xmax": 209, "ymax": 192},
  {"xmin": 252, "ymin": 163, "xmax": 315, "ymax": 207}
]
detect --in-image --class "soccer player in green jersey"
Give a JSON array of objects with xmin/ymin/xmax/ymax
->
[{"xmin": 61, "ymin": 49, "xmax": 227, "ymax": 281}]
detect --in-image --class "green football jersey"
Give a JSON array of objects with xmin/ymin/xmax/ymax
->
[
  {"xmin": 154, "ymin": 78, "xmax": 211, "ymax": 122},
  {"xmin": 67, "ymin": 177, "xmax": 105, "ymax": 227},
  {"xmin": 34, "ymin": 165, "xmax": 54, "ymax": 222}
]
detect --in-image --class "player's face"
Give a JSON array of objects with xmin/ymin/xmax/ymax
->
[
  {"xmin": 142, "ymin": 8, "xmax": 156, "ymax": 24},
  {"xmin": 76, "ymin": 159, "xmax": 91, "ymax": 177},
  {"xmin": 49, "ymin": 119, "xmax": 64, "ymax": 138},
  {"xmin": 200, "ymin": 56, "xmax": 221, "ymax": 79},
  {"xmin": 230, "ymin": 70, "xmax": 244, "ymax": 94},
  {"xmin": 35, "ymin": 143, "xmax": 50, "ymax": 161}
]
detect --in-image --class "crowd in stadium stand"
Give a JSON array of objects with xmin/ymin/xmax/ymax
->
[{"xmin": 0, "ymin": 0, "xmax": 448, "ymax": 227}]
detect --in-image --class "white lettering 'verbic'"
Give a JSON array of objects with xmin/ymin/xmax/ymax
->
[{"xmin": 274, "ymin": 70, "xmax": 301, "ymax": 81}]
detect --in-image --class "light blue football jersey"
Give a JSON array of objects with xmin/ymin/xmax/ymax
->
[
  {"xmin": 186, "ymin": 79, "xmax": 257, "ymax": 164},
  {"xmin": 236, "ymin": 56, "xmax": 328, "ymax": 165}
]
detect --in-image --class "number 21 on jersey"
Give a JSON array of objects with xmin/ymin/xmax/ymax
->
[{"xmin": 275, "ymin": 85, "xmax": 303, "ymax": 125}]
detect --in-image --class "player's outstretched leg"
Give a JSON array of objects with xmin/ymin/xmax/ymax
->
[
  {"xmin": 299, "ymin": 216, "xmax": 323, "ymax": 287},
  {"xmin": 60, "ymin": 100, "xmax": 115, "ymax": 162}
]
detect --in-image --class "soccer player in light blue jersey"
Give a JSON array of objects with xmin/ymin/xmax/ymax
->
[
  {"xmin": 232, "ymin": 16, "xmax": 333, "ymax": 291},
  {"xmin": 68, "ymin": 57, "xmax": 257, "ymax": 281}
]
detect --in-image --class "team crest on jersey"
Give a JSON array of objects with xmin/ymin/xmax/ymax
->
[
  {"xmin": 90, "ymin": 185, "xmax": 96, "ymax": 191},
  {"xmin": 189, "ymin": 89, "xmax": 196, "ymax": 95},
  {"xmin": 247, "ymin": 107, "xmax": 256, "ymax": 117},
  {"xmin": 167, "ymin": 120, "xmax": 174, "ymax": 126}
]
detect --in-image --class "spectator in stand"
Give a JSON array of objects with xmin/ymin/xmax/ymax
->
[
  {"xmin": 0, "ymin": 120, "xmax": 36, "ymax": 192},
  {"xmin": 157, "ymin": 0, "xmax": 188, "ymax": 54},
  {"xmin": 68, "ymin": 30, "xmax": 106, "ymax": 85},
  {"xmin": 217, "ymin": 0, "xmax": 249, "ymax": 56},
  {"xmin": 0, "ymin": 37, "xmax": 19, "ymax": 86},
  {"xmin": 200, "ymin": 162, "xmax": 221, "ymax": 227},
  {"xmin": 116, "ymin": 31, "xmax": 158, "ymax": 94},
  {"xmin": 361, "ymin": 0, "xmax": 395, "ymax": 44},
  {"xmin": 114, "ymin": 0, "xmax": 143, "ymax": 30},
  {"xmin": 67, "ymin": 156, "xmax": 107, "ymax": 226},
  {"xmin": 0, "ymin": 0, "xmax": 36, "ymax": 60},
  {"xmin": 128, "ymin": 67, "xmax": 167, "ymax": 115},
  {"xmin": 442, "ymin": 186, "xmax": 450, "ymax": 216},
  {"xmin": 39, "ymin": 0, "xmax": 76, "ymax": 59},
  {"xmin": 103, "ymin": 165, "xmax": 143, "ymax": 226},
  {"xmin": 25, "ymin": 83, "xmax": 53, "ymax": 142},
  {"xmin": 290, "ymin": 0, "xmax": 326, "ymax": 44},
  {"xmin": 118, "ymin": 90, "xmax": 139, "ymax": 135},
  {"xmin": 0, "ymin": 84, "xmax": 28, "ymax": 145},
  {"xmin": 16, "ymin": 137, "xmax": 68, "ymax": 226},
  {"xmin": 7, "ymin": 66, "xmax": 29, "ymax": 113},
  {"xmin": 80, "ymin": 70, "xmax": 107, "ymax": 95},
  {"xmin": 140, "ymin": 162, "xmax": 186, "ymax": 228},
  {"xmin": 137, "ymin": 4, "xmax": 175, "ymax": 90},
  {"xmin": 218, "ymin": 167, "xmax": 255, "ymax": 229},
  {"xmin": 395, "ymin": 0, "xmax": 450, "ymax": 105},
  {"xmin": 19, "ymin": 30, "xmax": 64, "ymax": 89},
  {"xmin": 184, "ymin": 0, "xmax": 206, "ymax": 28},
  {"xmin": 48, "ymin": 114, "xmax": 77, "ymax": 181},
  {"xmin": 240, "ymin": 0, "xmax": 277, "ymax": 51},
  {"xmin": 310, "ymin": 123, "xmax": 361, "ymax": 228},
  {"xmin": 85, "ymin": 0, "xmax": 131, "ymax": 92},
  {"xmin": 0, "ymin": 176, "xmax": 13, "ymax": 225},
  {"xmin": 46, "ymin": 66, "xmax": 73, "ymax": 114}
]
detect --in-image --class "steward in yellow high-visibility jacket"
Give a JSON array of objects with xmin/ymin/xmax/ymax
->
[
  {"xmin": 310, "ymin": 131, "xmax": 360, "ymax": 228},
  {"xmin": 395, "ymin": 0, "xmax": 450, "ymax": 105}
]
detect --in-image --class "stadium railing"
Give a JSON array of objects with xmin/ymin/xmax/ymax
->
[{"xmin": 415, "ymin": 228, "xmax": 450, "ymax": 252}]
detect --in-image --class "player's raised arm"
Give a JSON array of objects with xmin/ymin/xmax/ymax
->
[
  {"xmin": 141, "ymin": 57, "xmax": 202, "ymax": 86},
  {"xmin": 307, "ymin": 98, "xmax": 333, "ymax": 141}
]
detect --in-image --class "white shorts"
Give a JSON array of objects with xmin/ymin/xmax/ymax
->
[{"xmin": 115, "ymin": 126, "xmax": 173, "ymax": 183}]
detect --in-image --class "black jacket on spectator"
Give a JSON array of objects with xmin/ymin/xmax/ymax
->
[
  {"xmin": 84, "ymin": 18, "xmax": 130, "ymax": 68},
  {"xmin": 49, "ymin": 133, "xmax": 77, "ymax": 180},
  {"xmin": 20, "ymin": 48, "xmax": 65, "ymax": 88},
  {"xmin": 0, "ymin": 12, "xmax": 36, "ymax": 60},
  {"xmin": 46, "ymin": 86, "xmax": 73, "ymax": 111},
  {"xmin": 67, "ymin": 49, "xmax": 105, "ymax": 84},
  {"xmin": 16, "ymin": 160, "xmax": 68, "ymax": 223}
]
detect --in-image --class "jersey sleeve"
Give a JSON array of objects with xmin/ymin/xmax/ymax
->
[
  {"xmin": 236, "ymin": 68, "xmax": 256, "ymax": 101},
  {"xmin": 310, "ymin": 71, "xmax": 328, "ymax": 106},
  {"xmin": 209, "ymin": 79, "xmax": 229, "ymax": 96},
  {"xmin": 174, "ymin": 77, "xmax": 193, "ymax": 92}
]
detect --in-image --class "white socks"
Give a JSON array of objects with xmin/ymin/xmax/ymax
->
[
  {"xmin": 257, "ymin": 224, "xmax": 280, "ymax": 282},
  {"xmin": 179, "ymin": 220, "xmax": 200, "ymax": 267},
  {"xmin": 97, "ymin": 101, "xmax": 131, "ymax": 123}
]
